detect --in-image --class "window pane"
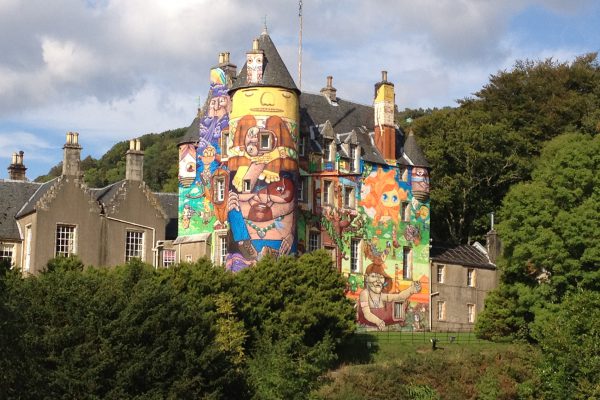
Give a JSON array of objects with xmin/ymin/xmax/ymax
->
[
  {"xmin": 163, "ymin": 249, "xmax": 176, "ymax": 267},
  {"xmin": 126, "ymin": 231, "xmax": 144, "ymax": 261},
  {"xmin": 350, "ymin": 239, "xmax": 360, "ymax": 272},
  {"xmin": 56, "ymin": 225, "xmax": 76, "ymax": 257}
]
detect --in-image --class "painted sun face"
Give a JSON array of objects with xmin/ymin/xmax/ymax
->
[
  {"xmin": 246, "ymin": 53, "xmax": 263, "ymax": 84},
  {"xmin": 381, "ymin": 189, "xmax": 401, "ymax": 207}
]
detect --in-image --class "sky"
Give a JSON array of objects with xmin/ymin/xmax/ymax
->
[{"xmin": 1, "ymin": 0, "xmax": 599, "ymax": 180}]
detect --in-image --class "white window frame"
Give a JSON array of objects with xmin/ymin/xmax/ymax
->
[
  {"xmin": 215, "ymin": 232, "xmax": 228, "ymax": 266},
  {"xmin": 215, "ymin": 177, "xmax": 225, "ymax": 202},
  {"xmin": 437, "ymin": 301, "xmax": 446, "ymax": 321},
  {"xmin": 401, "ymin": 201, "xmax": 410, "ymax": 222},
  {"xmin": 308, "ymin": 231, "xmax": 321, "ymax": 252},
  {"xmin": 55, "ymin": 224, "xmax": 77, "ymax": 258},
  {"xmin": 260, "ymin": 132, "xmax": 272, "ymax": 150},
  {"xmin": 185, "ymin": 255, "xmax": 193, "ymax": 263},
  {"xmin": 323, "ymin": 180, "xmax": 333, "ymax": 206},
  {"xmin": 0, "ymin": 243, "xmax": 14, "ymax": 266},
  {"xmin": 467, "ymin": 303, "xmax": 476, "ymax": 323},
  {"xmin": 24, "ymin": 224, "xmax": 32, "ymax": 273},
  {"xmin": 467, "ymin": 268, "xmax": 476, "ymax": 287},
  {"xmin": 350, "ymin": 238, "xmax": 361, "ymax": 273},
  {"xmin": 162, "ymin": 249, "xmax": 176, "ymax": 268},
  {"xmin": 437, "ymin": 264, "xmax": 445, "ymax": 284},
  {"xmin": 349, "ymin": 144, "xmax": 358, "ymax": 172},
  {"xmin": 393, "ymin": 301, "xmax": 405, "ymax": 320},
  {"xmin": 343, "ymin": 185, "xmax": 355, "ymax": 209},
  {"xmin": 323, "ymin": 139, "xmax": 334, "ymax": 162},
  {"xmin": 125, "ymin": 230, "xmax": 144, "ymax": 262},
  {"xmin": 297, "ymin": 176, "xmax": 308, "ymax": 203}
]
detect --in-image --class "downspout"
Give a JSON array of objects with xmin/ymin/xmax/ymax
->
[{"xmin": 104, "ymin": 216, "xmax": 157, "ymax": 269}]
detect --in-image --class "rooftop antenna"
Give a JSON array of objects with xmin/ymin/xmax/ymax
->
[
  {"xmin": 298, "ymin": 0, "xmax": 303, "ymax": 90},
  {"xmin": 263, "ymin": 15, "xmax": 268, "ymax": 34}
]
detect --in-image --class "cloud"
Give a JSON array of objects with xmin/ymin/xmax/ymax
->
[{"xmin": 0, "ymin": 131, "xmax": 55, "ymax": 160}]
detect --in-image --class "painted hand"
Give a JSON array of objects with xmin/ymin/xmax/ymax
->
[
  {"xmin": 227, "ymin": 191, "xmax": 240, "ymax": 212},
  {"xmin": 232, "ymin": 166, "xmax": 249, "ymax": 191},
  {"xmin": 412, "ymin": 281, "xmax": 422, "ymax": 294},
  {"xmin": 377, "ymin": 319, "xmax": 386, "ymax": 331},
  {"xmin": 259, "ymin": 169, "xmax": 281, "ymax": 183},
  {"xmin": 279, "ymin": 234, "xmax": 293, "ymax": 256}
]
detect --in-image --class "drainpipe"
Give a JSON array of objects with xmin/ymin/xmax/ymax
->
[{"xmin": 104, "ymin": 216, "xmax": 157, "ymax": 269}]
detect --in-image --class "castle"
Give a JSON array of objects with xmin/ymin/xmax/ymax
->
[
  {"xmin": 174, "ymin": 30, "xmax": 431, "ymax": 331},
  {"xmin": 1, "ymin": 31, "xmax": 503, "ymax": 332}
]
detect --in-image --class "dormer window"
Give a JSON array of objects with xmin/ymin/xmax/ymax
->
[{"xmin": 349, "ymin": 144, "xmax": 359, "ymax": 172}]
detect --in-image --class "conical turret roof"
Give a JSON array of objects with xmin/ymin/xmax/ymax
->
[
  {"xmin": 403, "ymin": 130, "xmax": 430, "ymax": 168},
  {"xmin": 230, "ymin": 32, "xmax": 299, "ymax": 94}
]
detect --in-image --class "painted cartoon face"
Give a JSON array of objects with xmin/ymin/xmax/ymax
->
[
  {"xmin": 231, "ymin": 87, "xmax": 299, "ymax": 120},
  {"xmin": 381, "ymin": 189, "xmax": 401, "ymax": 207},
  {"xmin": 245, "ymin": 127, "xmax": 260, "ymax": 156},
  {"xmin": 246, "ymin": 53, "xmax": 263, "ymax": 84},
  {"xmin": 246, "ymin": 178, "xmax": 295, "ymax": 222},
  {"xmin": 367, "ymin": 272, "xmax": 385, "ymax": 294},
  {"xmin": 200, "ymin": 146, "xmax": 216, "ymax": 165},
  {"xmin": 208, "ymin": 95, "xmax": 231, "ymax": 119}
]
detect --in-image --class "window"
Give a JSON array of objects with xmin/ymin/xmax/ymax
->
[
  {"xmin": 297, "ymin": 176, "xmax": 308, "ymax": 202},
  {"xmin": 308, "ymin": 232, "xmax": 321, "ymax": 252},
  {"xmin": 214, "ymin": 176, "xmax": 225, "ymax": 202},
  {"xmin": 162, "ymin": 249, "xmax": 176, "ymax": 268},
  {"xmin": 467, "ymin": 268, "xmax": 476, "ymax": 287},
  {"xmin": 437, "ymin": 265, "xmax": 445, "ymax": 284},
  {"xmin": 24, "ymin": 225, "xmax": 32, "ymax": 272},
  {"xmin": 401, "ymin": 201, "xmax": 410, "ymax": 222},
  {"xmin": 393, "ymin": 301, "xmax": 405, "ymax": 320},
  {"xmin": 260, "ymin": 132, "xmax": 272, "ymax": 150},
  {"xmin": 126, "ymin": 231, "xmax": 144, "ymax": 261},
  {"xmin": 402, "ymin": 247, "xmax": 412, "ymax": 280},
  {"xmin": 467, "ymin": 304, "xmax": 476, "ymax": 323},
  {"xmin": 298, "ymin": 135, "xmax": 306, "ymax": 156},
  {"xmin": 323, "ymin": 180, "xmax": 333, "ymax": 205},
  {"xmin": 323, "ymin": 139, "xmax": 333, "ymax": 162},
  {"xmin": 437, "ymin": 301, "xmax": 446, "ymax": 321},
  {"xmin": 350, "ymin": 239, "xmax": 360, "ymax": 273},
  {"xmin": 349, "ymin": 144, "xmax": 358, "ymax": 172},
  {"xmin": 343, "ymin": 186, "xmax": 355, "ymax": 208},
  {"xmin": 400, "ymin": 166, "xmax": 409, "ymax": 181},
  {"xmin": 55, "ymin": 224, "xmax": 76, "ymax": 257},
  {"xmin": 216, "ymin": 234, "xmax": 228, "ymax": 266},
  {"xmin": 220, "ymin": 132, "xmax": 228, "ymax": 157},
  {"xmin": 243, "ymin": 179, "xmax": 251, "ymax": 193},
  {"xmin": 185, "ymin": 255, "xmax": 193, "ymax": 262},
  {"xmin": 0, "ymin": 244, "xmax": 14, "ymax": 265}
]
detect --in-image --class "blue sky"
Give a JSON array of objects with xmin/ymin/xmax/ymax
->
[{"xmin": 1, "ymin": 0, "xmax": 599, "ymax": 180}]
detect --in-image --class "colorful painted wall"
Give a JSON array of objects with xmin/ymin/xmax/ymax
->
[
  {"xmin": 178, "ymin": 67, "xmax": 231, "ymax": 245},
  {"xmin": 225, "ymin": 85, "xmax": 300, "ymax": 271}
]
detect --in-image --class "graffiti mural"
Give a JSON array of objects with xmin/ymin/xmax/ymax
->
[
  {"xmin": 178, "ymin": 67, "xmax": 231, "ymax": 235},
  {"xmin": 225, "ymin": 86, "xmax": 299, "ymax": 271}
]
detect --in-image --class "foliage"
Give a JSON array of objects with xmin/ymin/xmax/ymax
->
[
  {"xmin": 36, "ymin": 127, "xmax": 187, "ymax": 192},
  {"xmin": 477, "ymin": 133, "xmax": 599, "ymax": 342},
  {"xmin": 413, "ymin": 53, "xmax": 600, "ymax": 245},
  {"xmin": 314, "ymin": 343, "xmax": 541, "ymax": 400},
  {"xmin": 531, "ymin": 290, "xmax": 600, "ymax": 399}
]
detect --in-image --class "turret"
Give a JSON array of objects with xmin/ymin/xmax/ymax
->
[
  {"xmin": 7, "ymin": 151, "xmax": 27, "ymax": 181},
  {"xmin": 62, "ymin": 132, "xmax": 82, "ymax": 177},
  {"xmin": 373, "ymin": 71, "xmax": 396, "ymax": 162},
  {"xmin": 226, "ymin": 31, "xmax": 300, "ymax": 268}
]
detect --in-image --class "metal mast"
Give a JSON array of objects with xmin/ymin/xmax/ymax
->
[{"xmin": 298, "ymin": 0, "xmax": 303, "ymax": 90}]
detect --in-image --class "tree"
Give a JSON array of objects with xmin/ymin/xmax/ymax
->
[{"xmin": 476, "ymin": 133, "xmax": 600, "ymax": 341}]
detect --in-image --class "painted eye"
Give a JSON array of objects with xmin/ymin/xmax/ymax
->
[
  {"xmin": 393, "ymin": 195, "xmax": 398, "ymax": 202},
  {"xmin": 244, "ymin": 91, "xmax": 255, "ymax": 97},
  {"xmin": 382, "ymin": 194, "xmax": 388, "ymax": 200},
  {"xmin": 281, "ymin": 91, "xmax": 292, "ymax": 98}
]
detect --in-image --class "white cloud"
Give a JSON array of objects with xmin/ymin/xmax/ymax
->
[{"xmin": 0, "ymin": 131, "xmax": 55, "ymax": 160}]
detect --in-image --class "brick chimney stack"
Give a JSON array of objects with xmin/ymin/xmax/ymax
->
[
  {"xmin": 320, "ymin": 75, "xmax": 337, "ymax": 104},
  {"xmin": 62, "ymin": 132, "xmax": 82, "ymax": 177},
  {"xmin": 373, "ymin": 70, "xmax": 396, "ymax": 162},
  {"xmin": 7, "ymin": 151, "xmax": 27, "ymax": 181},
  {"xmin": 125, "ymin": 139, "xmax": 144, "ymax": 181}
]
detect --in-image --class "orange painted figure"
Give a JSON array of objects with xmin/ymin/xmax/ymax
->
[{"xmin": 360, "ymin": 168, "xmax": 407, "ymax": 225}]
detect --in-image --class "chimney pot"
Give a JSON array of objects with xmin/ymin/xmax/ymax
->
[
  {"xmin": 327, "ymin": 76, "xmax": 333, "ymax": 88},
  {"xmin": 252, "ymin": 38, "xmax": 259, "ymax": 51},
  {"xmin": 8, "ymin": 150, "xmax": 27, "ymax": 181},
  {"xmin": 11, "ymin": 152, "xmax": 17, "ymax": 165},
  {"xmin": 382, "ymin": 70, "xmax": 388, "ymax": 82},
  {"xmin": 129, "ymin": 139, "xmax": 135, "ymax": 151},
  {"xmin": 224, "ymin": 52, "xmax": 230, "ymax": 63},
  {"xmin": 62, "ymin": 132, "xmax": 82, "ymax": 176},
  {"xmin": 126, "ymin": 138, "xmax": 144, "ymax": 181},
  {"xmin": 219, "ymin": 52, "xmax": 225, "ymax": 64}
]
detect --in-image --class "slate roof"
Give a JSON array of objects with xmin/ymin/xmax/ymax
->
[
  {"xmin": 14, "ymin": 179, "xmax": 57, "ymax": 219},
  {"xmin": 91, "ymin": 181, "xmax": 123, "ymax": 205},
  {"xmin": 230, "ymin": 32, "xmax": 299, "ymax": 94},
  {"xmin": 403, "ymin": 130, "xmax": 430, "ymax": 168},
  {"xmin": 154, "ymin": 192, "xmax": 178, "ymax": 240},
  {"xmin": 0, "ymin": 180, "xmax": 43, "ymax": 240},
  {"xmin": 430, "ymin": 244, "xmax": 496, "ymax": 269}
]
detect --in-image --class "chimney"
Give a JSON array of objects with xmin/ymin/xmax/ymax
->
[
  {"xmin": 486, "ymin": 213, "xmax": 502, "ymax": 264},
  {"xmin": 320, "ymin": 75, "xmax": 337, "ymax": 104},
  {"xmin": 62, "ymin": 132, "xmax": 82, "ymax": 177},
  {"xmin": 218, "ymin": 51, "xmax": 237, "ymax": 83},
  {"xmin": 125, "ymin": 138, "xmax": 144, "ymax": 181},
  {"xmin": 373, "ymin": 70, "xmax": 396, "ymax": 162},
  {"xmin": 7, "ymin": 151, "xmax": 27, "ymax": 181},
  {"xmin": 246, "ymin": 38, "xmax": 264, "ymax": 85}
]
